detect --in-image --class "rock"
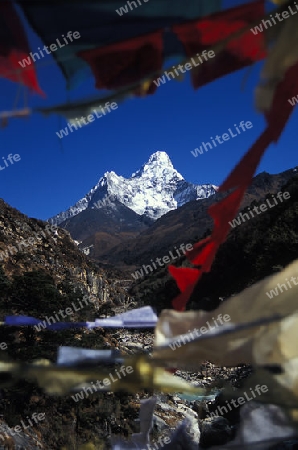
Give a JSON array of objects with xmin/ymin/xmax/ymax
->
[
  {"xmin": 199, "ymin": 416, "xmax": 234, "ymax": 448},
  {"xmin": 223, "ymin": 402, "xmax": 296, "ymax": 449},
  {"xmin": 164, "ymin": 418, "xmax": 200, "ymax": 450},
  {"xmin": 213, "ymin": 392, "xmax": 241, "ymax": 425},
  {"xmin": 192, "ymin": 400, "xmax": 211, "ymax": 419},
  {"xmin": 179, "ymin": 408, "xmax": 200, "ymax": 446},
  {"xmin": 152, "ymin": 415, "xmax": 168, "ymax": 433},
  {"xmin": 170, "ymin": 396, "xmax": 182, "ymax": 404},
  {"xmin": 124, "ymin": 343, "xmax": 144, "ymax": 351}
]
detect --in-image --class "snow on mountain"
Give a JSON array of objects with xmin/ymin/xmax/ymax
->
[{"xmin": 49, "ymin": 151, "xmax": 217, "ymax": 225}]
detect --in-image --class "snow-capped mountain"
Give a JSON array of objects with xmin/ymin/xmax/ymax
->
[{"xmin": 49, "ymin": 151, "xmax": 217, "ymax": 225}]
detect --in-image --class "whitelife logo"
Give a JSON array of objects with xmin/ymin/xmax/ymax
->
[
  {"xmin": 56, "ymin": 101, "xmax": 118, "ymax": 139},
  {"xmin": 0, "ymin": 412, "xmax": 45, "ymax": 442},
  {"xmin": 92, "ymin": 195, "xmax": 116, "ymax": 209},
  {"xmin": 169, "ymin": 313, "xmax": 231, "ymax": 351},
  {"xmin": 191, "ymin": 121, "xmax": 253, "ymax": 157},
  {"xmin": 71, "ymin": 365, "xmax": 133, "ymax": 402},
  {"xmin": 207, "ymin": 384, "xmax": 269, "ymax": 418},
  {"xmin": 266, "ymin": 275, "xmax": 298, "ymax": 299},
  {"xmin": 115, "ymin": 0, "xmax": 149, "ymax": 16},
  {"xmin": 141, "ymin": 434, "xmax": 171, "ymax": 450},
  {"xmin": 131, "ymin": 243, "xmax": 193, "ymax": 280},
  {"xmin": 250, "ymin": 3, "xmax": 298, "ymax": 35},
  {"xmin": 153, "ymin": 50, "xmax": 215, "ymax": 87},
  {"xmin": 229, "ymin": 192, "xmax": 291, "ymax": 228},
  {"xmin": 0, "ymin": 224, "xmax": 58, "ymax": 262},
  {"xmin": 0, "ymin": 153, "xmax": 21, "ymax": 172},
  {"xmin": 288, "ymin": 94, "xmax": 298, "ymax": 106},
  {"xmin": 33, "ymin": 294, "xmax": 94, "ymax": 331},
  {"xmin": 18, "ymin": 31, "xmax": 81, "ymax": 68}
]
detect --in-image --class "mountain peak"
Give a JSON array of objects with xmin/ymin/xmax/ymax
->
[
  {"xmin": 49, "ymin": 151, "xmax": 217, "ymax": 224},
  {"xmin": 147, "ymin": 151, "xmax": 173, "ymax": 167},
  {"xmin": 131, "ymin": 151, "xmax": 181, "ymax": 181}
]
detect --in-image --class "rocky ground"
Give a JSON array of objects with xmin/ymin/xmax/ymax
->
[
  {"xmin": 102, "ymin": 328, "xmax": 298, "ymax": 450},
  {"xmin": 100, "ymin": 328, "xmax": 252, "ymax": 448},
  {"xmin": 1, "ymin": 325, "xmax": 297, "ymax": 449},
  {"xmin": 0, "ymin": 318, "xmax": 296, "ymax": 449}
]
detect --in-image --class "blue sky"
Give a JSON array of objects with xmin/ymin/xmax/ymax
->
[{"xmin": 0, "ymin": 0, "xmax": 297, "ymax": 221}]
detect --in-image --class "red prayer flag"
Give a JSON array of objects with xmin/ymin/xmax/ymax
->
[
  {"xmin": 170, "ymin": 59, "xmax": 298, "ymax": 311},
  {"xmin": 0, "ymin": 1, "xmax": 43, "ymax": 95},
  {"xmin": 173, "ymin": 0, "xmax": 266, "ymax": 89},
  {"xmin": 168, "ymin": 266, "xmax": 200, "ymax": 293},
  {"xmin": 78, "ymin": 31, "xmax": 163, "ymax": 92},
  {"xmin": 169, "ymin": 266, "xmax": 201, "ymax": 312},
  {"xmin": 172, "ymin": 281, "xmax": 200, "ymax": 312}
]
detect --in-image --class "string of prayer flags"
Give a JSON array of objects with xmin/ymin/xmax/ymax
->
[
  {"xmin": 33, "ymin": 0, "xmax": 292, "ymax": 126},
  {"xmin": 17, "ymin": 0, "xmax": 222, "ymax": 90},
  {"xmin": 4, "ymin": 315, "xmax": 87, "ymax": 330},
  {"xmin": 56, "ymin": 347, "xmax": 123, "ymax": 366},
  {"xmin": 3, "ymin": 306, "xmax": 158, "ymax": 330},
  {"xmin": 0, "ymin": 354, "xmax": 207, "ymax": 396},
  {"xmin": 93, "ymin": 306, "xmax": 158, "ymax": 328},
  {"xmin": 77, "ymin": 1, "xmax": 264, "ymax": 96}
]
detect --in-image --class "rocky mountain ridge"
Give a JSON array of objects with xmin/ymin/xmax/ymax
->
[
  {"xmin": 0, "ymin": 198, "xmax": 131, "ymax": 312},
  {"xmin": 49, "ymin": 151, "xmax": 217, "ymax": 226},
  {"xmin": 98, "ymin": 167, "xmax": 298, "ymax": 271}
]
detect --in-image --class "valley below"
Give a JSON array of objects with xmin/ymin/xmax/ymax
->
[{"xmin": 0, "ymin": 153, "xmax": 297, "ymax": 449}]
